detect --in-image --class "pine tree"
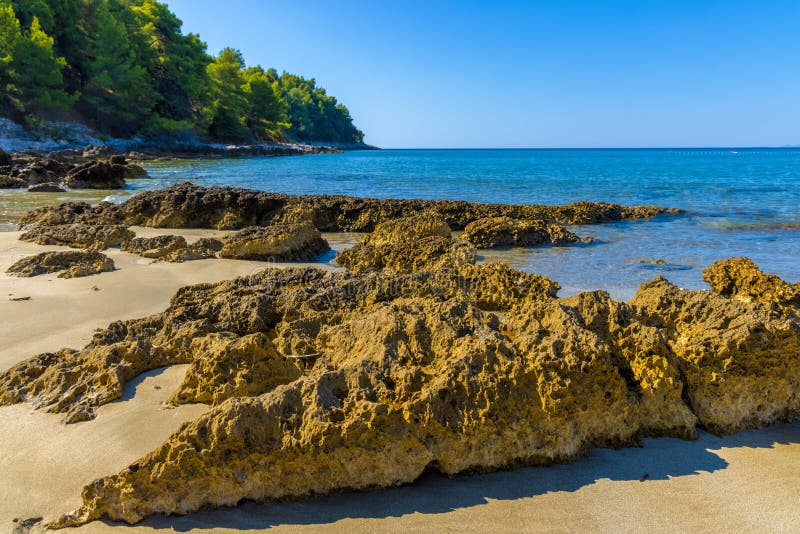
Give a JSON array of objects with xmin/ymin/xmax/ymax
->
[
  {"xmin": 206, "ymin": 48, "xmax": 248, "ymax": 141},
  {"xmin": 243, "ymin": 66, "xmax": 289, "ymax": 140},
  {"xmin": 79, "ymin": 0, "xmax": 154, "ymax": 135}
]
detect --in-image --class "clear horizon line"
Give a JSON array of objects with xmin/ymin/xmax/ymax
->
[{"xmin": 370, "ymin": 145, "xmax": 800, "ymax": 150}]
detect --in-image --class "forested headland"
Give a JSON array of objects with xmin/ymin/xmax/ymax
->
[{"xmin": 0, "ymin": 0, "xmax": 364, "ymax": 144}]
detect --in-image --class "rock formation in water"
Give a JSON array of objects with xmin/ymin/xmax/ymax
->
[
  {"xmin": 17, "ymin": 182, "xmax": 678, "ymax": 232},
  {"xmin": 5, "ymin": 250, "xmax": 115, "ymax": 278},
  {"xmin": 218, "ymin": 222, "xmax": 330, "ymax": 261},
  {"xmin": 27, "ymin": 182, "xmax": 66, "ymax": 193},
  {"xmin": 365, "ymin": 212, "xmax": 453, "ymax": 245},
  {"xmin": 19, "ymin": 224, "xmax": 134, "ymax": 250},
  {"xmin": 0, "ymin": 149, "xmax": 148, "ymax": 190},
  {"xmin": 337, "ymin": 236, "xmax": 476, "ymax": 274},
  {"xmin": 462, "ymin": 216, "xmax": 580, "ymax": 248},
  {"xmin": 0, "ymin": 256, "xmax": 794, "ymax": 527},
  {"xmin": 336, "ymin": 213, "xmax": 475, "ymax": 273}
]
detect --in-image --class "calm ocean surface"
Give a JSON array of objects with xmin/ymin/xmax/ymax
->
[{"xmin": 2, "ymin": 148, "xmax": 798, "ymax": 300}]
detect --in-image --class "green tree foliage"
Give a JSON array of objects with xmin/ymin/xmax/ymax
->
[
  {"xmin": 206, "ymin": 47, "xmax": 247, "ymax": 141},
  {"xmin": 0, "ymin": 0, "xmax": 364, "ymax": 143},
  {"xmin": 1, "ymin": 4, "xmax": 74, "ymax": 123},
  {"xmin": 243, "ymin": 66, "xmax": 289, "ymax": 140},
  {"xmin": 78, "ymin": 0, "xmax": 154, "ymax": 135}
]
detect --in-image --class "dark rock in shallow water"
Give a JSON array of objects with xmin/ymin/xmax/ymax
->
[
  {"xmin": 64, "ymin": 160, "xmax": 127, "ymax": 189},
  {"xmin": 27, "ymin": 182, "xmax": 65, "ymax": 193},
  {"xmin": 6, "ymin": 250, "xmax": 114, "ymax": 278},
  {"xmin": 17, "ymin": 182, "xmax": 680, "ymax": 231},
  {"xmin": 218, "ymin": 222, "xmax": 330, "ymax": 261}
]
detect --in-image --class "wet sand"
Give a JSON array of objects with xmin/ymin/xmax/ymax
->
[{"xmin": 0, "ymin": 230, "xmax": 797, "ymax": 533}]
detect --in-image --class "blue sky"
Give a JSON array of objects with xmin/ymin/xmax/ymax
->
[{"xmin": 165, "ymin": 0, "xmax": 800, "ymax": 148}]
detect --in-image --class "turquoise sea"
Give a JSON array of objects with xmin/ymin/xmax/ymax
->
[{"xmin": 3, "ymin": 148, "xmax": 799, "ymax": 300}]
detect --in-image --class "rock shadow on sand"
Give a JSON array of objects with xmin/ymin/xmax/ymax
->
[{"xmin": 121, "ymin": 420, "xmax": 797, "ymax": 532}]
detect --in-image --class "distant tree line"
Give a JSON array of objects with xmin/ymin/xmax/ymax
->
[{"xmin": 0, "ymin": 0, "xmax": 364, "ymax": 143}]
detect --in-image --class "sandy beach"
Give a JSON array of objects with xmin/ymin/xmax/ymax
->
[{"xmin": 0, "ymin": 229, "xmax": 797, "ymax": 533}]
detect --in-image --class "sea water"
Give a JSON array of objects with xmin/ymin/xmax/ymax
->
[{"xmin": 3, "ymin": 148, "xmax": 798, "ymax": 300}]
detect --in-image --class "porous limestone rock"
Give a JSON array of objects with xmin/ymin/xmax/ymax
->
[
  {"xmin": 630, "ymin": 275, "xmax": 800, "ymax": 435},
  {"xmin": 168, "ymin": 333, "xmax": 303, "ymax": 405},
  {"xmin": 19, "ymin": 224, "xmax": 134, "ymax": 250},
  {"xmin": 462, "ymin": 216, "xmax": 580, "ymax": 248},
  {"xmin": 218, "ymin": 222, "xmax": 330, "ymax": 261},
  {"xmin": 17, "ymin": 183, "xmax": 679, "ymax": 231},
  {"xmin": 365, "ymin": 213, "xmax": 452, "ymax": 246},
  {"xmin": 703, "ymin": 256, "xmax": 800, "ymax": 311},
  {"xmin": 121, "ymin": 235, "xmax": 188, "ymax": 259},
  {"xmin": 0, "ymin": 258, "xmax": 794, "ymax": 528},
  {"xmin": 5, "ymin": 250, "xmax": 115, "ymax": 278},
  {"xmin": 336, "ymin": 236, "xmax": 476, "ymax": 274}
]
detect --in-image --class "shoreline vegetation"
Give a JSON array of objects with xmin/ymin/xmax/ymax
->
[
  {"xmin": 0, "ymin": 183, "xmax": 796, "ymax": 528},
  {"xmin": 0, "ymin": 0, "xmax": 367, "ymax": 149}
]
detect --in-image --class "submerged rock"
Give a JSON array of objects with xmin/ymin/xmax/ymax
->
[
  {"xmin": 5, "ymin": 250, "xmax": 115, "ymax": 278},
  {"xmin": 218, "ymin": 222, "xmax": 330, "ymax": 261},
  {"xmin": 462, "ymin": 216, "xmax": 580, "ymax": 248},
  {"xmin": 19, "ymin": 224, "xmax": 134, "ymax": 250}
]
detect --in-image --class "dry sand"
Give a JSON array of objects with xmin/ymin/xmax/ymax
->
[{"xmin": 0, "ymin": 230, "xmax": 797, "ymax": 533}]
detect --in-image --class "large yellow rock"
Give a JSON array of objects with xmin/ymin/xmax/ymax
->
[{"xmin": 0, "ymin": 258, "xmax": 795, "ymax": 527}]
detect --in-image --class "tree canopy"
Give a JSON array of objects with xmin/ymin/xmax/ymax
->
[{"xmin": 0, "ymin": 0, "xmax": 364, "ymax": 143}]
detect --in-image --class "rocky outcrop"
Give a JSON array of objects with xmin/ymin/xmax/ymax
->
[
  {"xmin": 703, "ymin": 257, "xmax": 800, "ymax": 312},
  {"xmin": 121, "ymin": 235, "xmax": 188, "ymax": 259},
  {"xmin": 64, "ymin": 160, "xmax": 127, "ymax": 189},
  {"xmin": 462, "ymin": 216, "xmax": 580, "ymax": 248},
  {"xmin": 336, "ymin": 236, "xmax": 476, "ymax": 274},
  {"xmin": 336, "ymin": 213, "xmax": 474, "ymax": 274},
  {"xmin": 18, "ymin": 183, "xmax": 678, "ymax": 231},
  {"xmin": 19, "ymin": 224, "xmax": 134, "ymax": 250},
  {"xmin": 121, "ymin": 235, "xmax": 223, "ymax": 262},
  {"xmin": 0, "ymin": 147, "xmax": 12, "ymax": 166},
  {"xmin": 168, "ymin": 333, "xmax": 303, "ymax": 406},
  {"xmin": 28, "ymin": 258, "xmax": 797, "ymax": 528},
  {"xmin": 5, "ymin": 250, "xmax": 115, "ymax": 278},
  {"xmin": 27, "ymin": 182, "xmax": 65, "ymax": 192},
  {"xmin": 365, "ymin": 213, "xmax": 452, "ymax": 246},
  {"xmin": 630, "ymin": 276, "xmax": 800, "ymax": 434},
  {"xmin": 218, "ymin": 222, "xmax": 330, "ymax": 261},
  {"xmin": 0, "ymin": 149, "xmax": 149, "ymax": 189}
]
